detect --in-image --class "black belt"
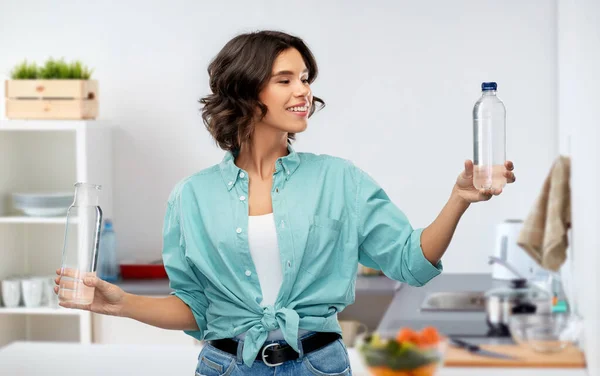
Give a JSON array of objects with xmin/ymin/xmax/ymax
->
[{"xmin": 209, "ymin": 332, "xmax": 341, "ymax": 366}]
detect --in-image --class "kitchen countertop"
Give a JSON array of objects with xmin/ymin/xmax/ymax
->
[
  {"xmin": 114, "ymin": 278, "xmax": 173, "ymax": 296},
  {"xmin": 0, "ymin": 341, "xmax": 587, "ymax": 376},
  {"xmin": 378, "ymin": 273, "xmax": 517, "ymax": 344},
  {"xmin": 114, "ymin": 275, "xmax": 399, "ymax": 296},
  {"xmin": 114, "ymin": 273, "xmax": 514, "ymax": 345}
]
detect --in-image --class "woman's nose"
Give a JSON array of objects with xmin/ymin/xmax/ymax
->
[{"xmin": 295, "ymin": 81, "xmax": 310, "ymax": 97}]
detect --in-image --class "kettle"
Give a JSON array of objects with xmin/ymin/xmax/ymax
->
[{"xmin": 492, "ymin": 219, "xmax": 548, "ymax": 281}]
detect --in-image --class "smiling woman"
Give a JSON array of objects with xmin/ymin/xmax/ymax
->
[
  {"xmin": 199, "ymin": 30, "xmax": 325, "ymax": 152},
  {"xmin": 54, "ymin": 29, "xmax": 516, "ymax": 375}
]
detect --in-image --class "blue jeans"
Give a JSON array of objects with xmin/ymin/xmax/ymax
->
[{"xmin": 195, "ymin": 332, "xmax": 352, "ymax": 376}]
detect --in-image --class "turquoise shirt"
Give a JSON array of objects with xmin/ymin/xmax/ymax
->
[{"xmin": 162, "ymin": 145, "xmax": 443, "ymax": 367}]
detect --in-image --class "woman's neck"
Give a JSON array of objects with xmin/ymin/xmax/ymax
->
[{"xmin": 235, "ymin": 127, "xmax": 289, "ymax": 181}]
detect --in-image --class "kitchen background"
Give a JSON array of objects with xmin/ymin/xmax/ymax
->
[
  {"xmin": 0, "ymin": 0, "xmax": 558, "ymax": 272},
  {"xmin": 0, "ymin": 0, "xmax": 598, "ymax": 375}
]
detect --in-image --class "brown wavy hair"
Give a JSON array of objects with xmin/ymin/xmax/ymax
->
[{"xmin": 199, "ymin": 30, "xmax": 325, "ymax": 151}]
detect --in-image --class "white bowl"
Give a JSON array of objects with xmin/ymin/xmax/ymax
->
[
  {"xmin": 13, "ymin": 192, "xmax": 73, "ymax": 205},
  {"xmin": 11, "ymin": 192, "xmax": 73, "ymax": 216},
  {"xmin": 19, "ymin": 207, "xmax": 69, "ymax": 217}
]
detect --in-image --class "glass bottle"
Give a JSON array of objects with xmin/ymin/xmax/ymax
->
[{"xmin": 58, "ymin": 182, "xmax": 103, "ymax": 305}]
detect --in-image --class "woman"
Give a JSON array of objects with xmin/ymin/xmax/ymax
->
[{"xmin": 55, "ymin": 30, "xmax": 515, "ymax": 375}]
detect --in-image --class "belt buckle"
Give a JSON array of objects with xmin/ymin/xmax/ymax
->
[{"xmin": 261, "ymin": 343, "xmax": 284, "ymax": 367}]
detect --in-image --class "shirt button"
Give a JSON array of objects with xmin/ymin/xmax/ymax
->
[
  {"xmin": 245, "ymin": 270, "xmax": 252, "ymax": 277},
  {"xmin": 287, "ymin": 261, "xmax": 292, "ymax": 268},
  {"xmin": 236, "ymin": 227, "xmax": 242, "ymax": 234},
  {"xmin": 228, "ymin": 181, "xmax": 233, "ymax": 186},
  {"xmin": 287, "ymin": 171, "xmax": 290, "ymax": 175},
  {"xmin": 239, "ymin": 172, "xmax": 245, "ymax": 178},
  {"xmin": 240, "ymin": 195, "xmax": 246, "ymax": 201}
]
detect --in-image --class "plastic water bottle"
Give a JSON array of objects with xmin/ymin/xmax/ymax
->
[
  {"xmin": 473, "ymin": 82, "xmax": 507, "ymax": 190},
  {"xmin": 98, "ymin": 219, "xmax": 119, "ymax": 282}
]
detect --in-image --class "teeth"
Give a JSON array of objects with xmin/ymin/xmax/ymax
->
[{"xmin": 287, "ymin": 106, "xmax": 308, "ymax": 112}]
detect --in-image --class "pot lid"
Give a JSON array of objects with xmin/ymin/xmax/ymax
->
[{"xmin": 484, "ymin": 278, "xmax": 551, "ymax": 300}]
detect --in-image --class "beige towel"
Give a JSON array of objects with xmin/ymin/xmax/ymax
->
[{"xmin": 517, "ymin": 156, "xmax": 572, "ymax": 272}]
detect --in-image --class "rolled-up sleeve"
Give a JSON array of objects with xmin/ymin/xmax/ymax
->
[
  {"xmin": 354, "ymin": 167, "xmax": 443, "ymax": 286},
  {"xmin": 162, "ymin": 188, "xmax": 209, "ymax": 340}
]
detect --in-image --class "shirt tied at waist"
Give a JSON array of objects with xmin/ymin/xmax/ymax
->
[{"xmin": 241, "ymin": 305, "xmax": 300, "ymax": 367}]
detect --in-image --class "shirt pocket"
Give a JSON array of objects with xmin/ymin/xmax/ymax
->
[{"xmin": 300, "ymin": 215, "xmax": 344, "ymax": 277}]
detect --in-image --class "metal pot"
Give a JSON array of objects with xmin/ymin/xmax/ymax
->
[{"xmin": 484, "ymin": 278, "xmax": 552, "ymax": 336}]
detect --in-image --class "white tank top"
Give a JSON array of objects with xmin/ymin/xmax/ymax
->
[{"xmin": 235, "ymin": 213, "xmax": 309, "ymax": 341}]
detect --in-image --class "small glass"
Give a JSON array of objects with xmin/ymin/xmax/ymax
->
[
  {"xmin": 58, "ymin": 182, "xmax": 103, "ymax": 305},
  {"xmin": 526, "ymin": 325, "xmax": 570, "ymax": 353}
]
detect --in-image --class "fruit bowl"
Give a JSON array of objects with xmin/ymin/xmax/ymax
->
[{"xmin": 357, "ymin": 327, "xmax": 447, "ymax": 376}]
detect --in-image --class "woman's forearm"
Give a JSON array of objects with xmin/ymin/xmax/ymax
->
[
  {"xmin": 120, "ymin": 294, "xmax": 199, "ymax": 331},
  {"xmin": 420, "ymin": 186, "xmax": 470, "ymax": 265}
]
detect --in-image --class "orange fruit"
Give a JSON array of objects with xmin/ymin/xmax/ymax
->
[
  {"xmin": 419, "ymin": 326, "xmax": 441, "ymax": 346},
  {"xmin": 396, "ymin": 327, "xmax": 420, "ymax": 344}
]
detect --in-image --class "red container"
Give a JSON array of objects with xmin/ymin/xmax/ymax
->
[{"xmin": 119, "ymin": 264, "xmax": 168, "ymax": 279}]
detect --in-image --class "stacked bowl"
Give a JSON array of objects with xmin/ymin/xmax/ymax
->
[{"xmin": 12, "ymin": 192, "xmax": 74, "ymax": 217}]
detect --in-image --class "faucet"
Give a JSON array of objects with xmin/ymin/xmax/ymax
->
[{"xmin": 488, "ymin": 256, "xmax": 526, "ymax": 280}]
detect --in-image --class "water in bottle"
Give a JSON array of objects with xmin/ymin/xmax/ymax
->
[
  {"xmin": 98, "ymin": 219, "xmax": 119, "ymax": 282},
  {"xmin": 58, "ymin": 182, "xmax": 102, "ymax": 305},
  {"xmin": 473, "ymin": 82, "xmax": 507, "ymax": 190}
]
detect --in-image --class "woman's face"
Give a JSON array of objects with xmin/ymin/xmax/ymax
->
[{"xmin": 255, "ymin": 48, "xmax": 313, "ymax": 135}]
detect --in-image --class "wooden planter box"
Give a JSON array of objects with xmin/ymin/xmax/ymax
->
[{"xmin": 5, "ymin": 80, "xmax": 98, "ymax": 120}]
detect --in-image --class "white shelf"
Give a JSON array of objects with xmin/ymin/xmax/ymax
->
[
  {"xmin": 0, "ymin": 118, "xmax": 113, "ymax": 345},
  {"xmin": 0, "ymin": 306, "xmax": 82, "ymax": 316},
  {"xmin": 0, "ymin": 119, "xmax": 101, "ymax": 132},
  {"xmin": 0, "ymin": 216, "xmax": 75, "ymax": 224}
]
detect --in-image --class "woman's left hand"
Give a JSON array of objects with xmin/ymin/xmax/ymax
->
[{"xmin": 454, "ymin": 160, "xmax": 516, "ymax": 204}]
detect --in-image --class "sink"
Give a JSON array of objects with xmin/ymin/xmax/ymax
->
[{"xmin": 420, "ymin": 291, "xmax": 486, "ymax": 312}]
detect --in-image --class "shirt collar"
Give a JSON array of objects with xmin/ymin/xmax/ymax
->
[{"xmin": 219, "ymin": 143, "xmax": 301, "ymax": 190}]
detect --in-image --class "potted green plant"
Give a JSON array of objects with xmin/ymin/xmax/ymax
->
[{"xmin": 5, "ymin": 58, "xmax": 98, "ymax": 120}]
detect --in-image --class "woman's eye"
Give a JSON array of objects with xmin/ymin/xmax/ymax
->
[{"xmin": 277, "ymin": 79, "xmax": 309, "ymax": 84}]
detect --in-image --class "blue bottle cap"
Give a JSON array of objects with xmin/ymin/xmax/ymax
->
[
  {"xmin": 482, "ymin": 82, "xmax": 497, "ymax": 91},
  {"xmin": 104, "ymin": 219, "xmax": 113, "ymax": 230}
]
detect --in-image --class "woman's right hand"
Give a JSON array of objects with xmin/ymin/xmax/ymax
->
[{"xmin": 54, "ymin": 268, "xmax": 127, "ymax": 317}]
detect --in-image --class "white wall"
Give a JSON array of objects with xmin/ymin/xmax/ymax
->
[
  {"xmin": 558, "ymin": 0, "xmax": 600, "ymax": 373},
  {"xmin": 0, "ymin": 0, "xmax": 558, "ymax": 273}
]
